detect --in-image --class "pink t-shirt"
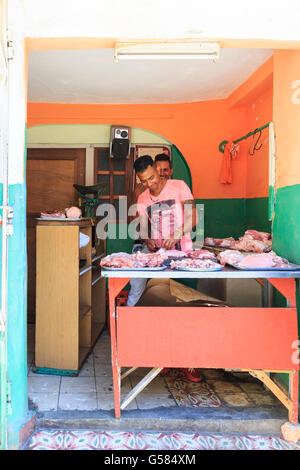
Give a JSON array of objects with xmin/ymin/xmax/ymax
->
[{"xmin": 137, "ymin": 179, "xmax": 194, "ymax": 251}]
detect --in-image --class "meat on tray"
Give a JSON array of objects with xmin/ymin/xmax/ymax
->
[
  {"xmin": 217, "ymin": 250, "xmax": 245, "ymax": 266},
  {"xmin": 205, "ymin": 229, "xmax": 272, "ymax": 253},
  {"xmin": 40, "ymin": 211, "xmax": 66, "ymax": 218},
  {"xmin": 170, "ymin": 259, "xmax": 221, "ymax": 270},
  {"xmin": 134, "ymin": 251, "xmax": 167, "ymax": 267},
  {"xmin": 100, "ymin": 251, "xmax": 167, "ymax": 269},
  {"xmin": 204, "ymin": 237, "xmax": 234, "ymax": 248},
  {"xmin": 186, "ymin": 249, "xmax": 216, "ymax": 260},
  {"xmin": 100, "ymin": 253, "xmax": 135, "ymax": 268},
  {"xmin": 217, "ymin": 249, "xmax": 290, "ymax": 269},
  {"xmin": 157, "ymin": 249, "xmax": 187, "ymax": 258},
  {"xmin": 238, "ymin": 252, "xmax": 289, "ymax": 269}
]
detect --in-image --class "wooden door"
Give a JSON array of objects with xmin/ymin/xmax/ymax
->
[{"xmin": 27, "ymin": 148, "xmax": 86, "ymax": 321}]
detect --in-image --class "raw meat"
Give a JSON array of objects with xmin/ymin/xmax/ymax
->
[
  {"xmin": 170, "ymin": 258, "xmax": 221, "ymax": 270},
  {"xmin": 204, "ymin": 237, "xmax": 234, "ymax": 248},
  {"xmin": 100, "ymin": 251, "xmax": 167, "ymax": 269},
  {"xmin": 204, "ymin": 229, "xmax": 272, "ymax": 253},
  {"xmin": 157, "ymin": 249, "xmax": 187, "ymax": 258},
  {"xmin": 235, "ymin": 251, "xmax": 290, "ymax": 269},
  {"xmin": 239, "ymin": 253, "xmax": 274, "ymax": 268},
  {"xmin": 40, "ymin": 211, "xmax": 66, "ymax": 218},
  {"xmin": 186, "ymin": 249, "xmax": 216, "ymax": 260},
  {"xmin": 243, "ymin": 230, "xmax": 271, "ymax": 241},
  {"xmin": 66, "ymin": 206, "xmax": 82, "ymax": 218},
  {"xmin": 217, "ymin": 250, "xmax": 245, "ymax": 266},
  {"xmin": 100, "ymin": 253, "xmax": 135, "ymax": 268},
  {"xmin": 230, "ymin": 238, "xmax": 271, "ymax": 253},
  {"xmin": 134, "ymin": 251, "xmax": 167, "ymax": 267}
]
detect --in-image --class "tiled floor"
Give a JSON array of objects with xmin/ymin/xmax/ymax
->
[
  {"xmin": 27, "ymin": 324, "xmax": 300, "ymax": 450},
  {"xmin": 27, "ymin": 324, "xmax": 174, "ymax": 411},
  {"xmin": 28, "ymin": 324, "xmax": 283, "ymax": 412},
  {"xmin": 26, "ymin": 429, "xmax": 300, "ymax": 450}
]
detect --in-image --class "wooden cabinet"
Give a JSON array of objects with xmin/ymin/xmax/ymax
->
[{"xmin": 35, "ymin": 219, "xmax": 106, "ymax": 375}]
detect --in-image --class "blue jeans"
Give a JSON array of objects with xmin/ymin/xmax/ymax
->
[{"xmin": 126, "ymin": 243, "xmax": 149, "ymax": 306}]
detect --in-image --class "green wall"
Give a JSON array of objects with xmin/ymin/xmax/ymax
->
[{"xmin": 273, "ymin": 184, "xmax": 300, "ymax": 264}]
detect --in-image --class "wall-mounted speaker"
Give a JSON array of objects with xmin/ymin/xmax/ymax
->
[{"xmin": 110, "ymin": 126, "xmax": 131, "ymax": 159}]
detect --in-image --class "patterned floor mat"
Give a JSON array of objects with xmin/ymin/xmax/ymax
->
[{"xmin": 163, "ymin": 368, "xmax": 282, "ymax": 408}]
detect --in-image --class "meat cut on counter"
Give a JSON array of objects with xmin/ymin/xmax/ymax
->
[
  {"xmin": 170, "ymin": 258, "xmax": 221, "ymax": 270},
  {"xmin": 217, "ymin": 249, "xmax": 290, "ymax": 269},
  {"xmin": 100, "ymin": 251, "xmax": 167, "ymax": 269},
  {"xmin": 40, "ymin": 206, "xmax": 82, "ymax": 219},
  {"xmin": 204, "ymin": 237, "xmax": 235, "ymax": 248},
  {"xmin": 205, "ymin": 229, "xmax": 272, "ymax": 253},
  {"xmin": 40, "ymin": 211, "xmax": 66, "ymax": 218},
  {"xmin": 185, "ymin": 249, "xmax": 216, "ymax": 260}
]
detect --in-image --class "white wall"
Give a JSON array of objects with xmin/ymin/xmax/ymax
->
[{"xmin": 23, "ymin": 0, "xmax": 300, "ymax": 42}]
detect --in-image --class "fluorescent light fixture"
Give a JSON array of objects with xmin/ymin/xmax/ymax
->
[{"xmin": 114, "ymin": 41, "xmax": 220, "ymax": 62}]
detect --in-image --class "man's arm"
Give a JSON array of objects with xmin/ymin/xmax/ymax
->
[
  {"xmin": 161, "ymin": 199, "xmax": 199, "ymax": 250},
  {"xmin": 139, "ymin": 212, "xmax": 157, "ymax": 252}
]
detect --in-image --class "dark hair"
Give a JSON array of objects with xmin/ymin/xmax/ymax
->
[
  {"xmin": 154, "ymin": 153, "xmax": 172, "ymax": 168},
  {"xmin": 133, "ymin": 155, "xmax": 155, "ymax": 173}
]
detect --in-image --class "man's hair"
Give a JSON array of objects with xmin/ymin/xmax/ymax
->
[
  {"xmin": 134, "ymin": 155, "xmax": 155, "ymax": 173},
  {"xmin": 154, "ymin": 153, "xmax": 172, "ymax": 168}
]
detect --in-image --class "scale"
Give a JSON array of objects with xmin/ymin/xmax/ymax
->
[{"xmin": 73, "ymin": 182, "xmax": 107, "ymax": 218}]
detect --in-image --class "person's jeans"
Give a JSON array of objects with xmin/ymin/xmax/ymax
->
[{"xmin": 126, "ymin": 243, "xmax": 149, "ymax": 306}]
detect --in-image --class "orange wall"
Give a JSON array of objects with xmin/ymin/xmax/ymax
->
[
  {"xmin": 273, "ymin": 50, "xmax": 300, "ymax": 189},
  {"xmin": 27, "ymin": 57, "xmax": 274, "ymax": 200},
  {"xmin": 244, "ymin": 85, "xmax": 273, "ymax": 198},
  {"xmin": 28, "ymin": 100, "xmax": 247, "ymax": 200},
  {"xmin": 228, "ymin": 56, "xmax": 273, "ymax": 199}
]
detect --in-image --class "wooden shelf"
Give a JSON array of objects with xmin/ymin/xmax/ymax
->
[
  {"xmin": 35, "ymin": 220, "xmax": 107, "ymax": 375},
  {"xmin": 80, "ymin": 265, "xmax": 92, "ymax": 276},
  {"xmin": 79, "ymin": 305, "xmax": 91, "ymax": 319}
]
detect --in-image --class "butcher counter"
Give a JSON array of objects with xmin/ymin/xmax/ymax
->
[{"xmin": 102, "ymin": 266, "xmax": 300, "ymax": 438}]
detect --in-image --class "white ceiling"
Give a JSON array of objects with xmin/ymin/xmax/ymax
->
[{"xmin": 28, "ymin": 48, "xmax": 273, "ymax": 104}]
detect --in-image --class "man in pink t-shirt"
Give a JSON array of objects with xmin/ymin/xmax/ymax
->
[{"xmin": 135, "ymin": 155, "xmax": 198, "ymax": 252}]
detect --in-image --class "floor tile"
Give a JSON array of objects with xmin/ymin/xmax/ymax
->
[
  {"xmin": 136, "ymin": 393, "xmax": 176, "ymax": 409},
  {"xmin": 247, "ymin": 392, "xmax": 280, "ymax": 406},
  {"xmin": 29, "ymin": 392, "xmax": 59, "ymax": 411},
  {"xmin": 96, "ymin": 376, "xmax": 132, "ymax": 394},
  {"xmin": 97, "ymin": 392, "xmax": 138, "ymax": 410},
  {"xmin": 60, "ymin": 376, "xmax": 96, "ymax": 393},
  {"xmin": 28, "ymin": 375, "xmax": 61, "ymax": 394},
  {"xmin": 239, "ymin": 382, "xmax": 266, "ymax": 393},
  {"xmin": 94, "ymin": 364, "xmax": 113, "ymax": 377},
  {"xmin": 218, "ymin": 392, "xmax": 254, "ymax": 407},
  {"xmin": 77, "ymin": 356, "xmax": 95, "ymax": 377},
  {"xmin": 27, "ymin": 430, "xmax": 300, "ymax": 451},
  {"xmin": 208, "ymin": 380, "xmax": 244, "ymax": 394},
  {"xmin": 59, "ymin": 392, "xmax": 98, "ymax": 410},
  {"xmin": 130, "ymin": 375, "xmax": 169, "ymax": 394}
]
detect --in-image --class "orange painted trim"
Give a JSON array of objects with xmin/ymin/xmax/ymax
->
[
  {"xmin": 228, "ymin": 56, "xmax": 273, "ymax": 108},
  {"xmin": 25, "ymin": 37, "xmax": 116, "ymax": 50}
]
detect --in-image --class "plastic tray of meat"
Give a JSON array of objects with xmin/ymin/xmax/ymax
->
[
  {"xmin": 101, "ymin": 265, "xmax": 167, "ymax": 271},
  {"xmin": 171, "ymin": 261, "xmax": 223, "ymax": 272},
  {"xmin": 36, "ymin": 217, "xmax": 82, "ymax": 221},
  {"xmin": 227, "ymin": 262, "xmax": 300, "ymax": 271}
]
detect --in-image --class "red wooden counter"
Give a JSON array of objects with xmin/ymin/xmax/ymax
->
[{"xmin": 102, "ymin": 267, "xmax": 300, "ymax": 436}]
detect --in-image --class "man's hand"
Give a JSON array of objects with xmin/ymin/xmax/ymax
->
[
  {"xmin": 145, "ymin": 238, "xmax": 157, "ymax": 252},
  {"xmin": 161, "ymin": 233, "xmax": 181, "ymax": 250}
]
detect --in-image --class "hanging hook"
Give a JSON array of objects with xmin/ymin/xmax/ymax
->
[{"xmin": 249, "ymin": 129, "xmax": 263, "ymax": 156}]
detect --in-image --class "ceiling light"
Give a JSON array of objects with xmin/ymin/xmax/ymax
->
[{"xmin": 114, "ymin": 41, "xmax": 220, "ymax": 62}]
